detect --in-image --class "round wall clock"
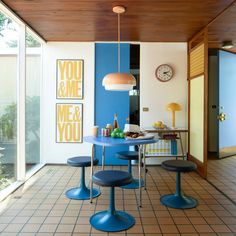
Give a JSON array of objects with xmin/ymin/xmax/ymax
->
[{"xmin": 155, "ymin": 64, "xmax": 173, "ymax": 82}]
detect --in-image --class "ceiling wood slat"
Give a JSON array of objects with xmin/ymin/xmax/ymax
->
[{"xmin": 1, "ymin": 0, "xmax": 235, "ymax": 42}]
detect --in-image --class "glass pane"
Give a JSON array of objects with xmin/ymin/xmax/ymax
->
[
  {"xmin": 0, "ymin": 11, "xmax": 18, "ymax": 190},
  {"xmin": 25, "ymin": 29, "xmax": 41, "ymax": 172}
]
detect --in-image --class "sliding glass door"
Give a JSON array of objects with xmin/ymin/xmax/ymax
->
[
  {"xmin": 25, "ymin": 29, "xmax": 41, "ymax": 172},
  {"xmin": 0, "ymin": 11, "xmax": 18, "ymax": 190},
  {"xmin": 0, "ymin": 6, "xmax": 43, "ymax": 198}
]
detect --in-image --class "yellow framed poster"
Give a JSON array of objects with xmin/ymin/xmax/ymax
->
[
  {"xmin": 56, "ymin": 103, "xmax": 83, "ymax": 143},
  {"xmin": 56, "ymin": 59, "xmax": 84, "ymax": 99}
]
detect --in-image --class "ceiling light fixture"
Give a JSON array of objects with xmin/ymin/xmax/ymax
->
[
  {"xmin": 222, "ymin": 40, "xmax": 234, "ymax": 49},
  {"xmin": 102, "ymin": 6, "xmax": 136, "ymax": 91}
]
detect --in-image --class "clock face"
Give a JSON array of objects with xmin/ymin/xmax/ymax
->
[{"xmin": 155, "ymin": 64, "xmax": 173, "ymax": 82}]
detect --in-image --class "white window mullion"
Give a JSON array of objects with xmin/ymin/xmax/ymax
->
[{"xmin": 17, "ymin": 24, "xmax": 26, "ymax": 181}]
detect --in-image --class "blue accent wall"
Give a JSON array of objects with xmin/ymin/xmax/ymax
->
[
  {"xmin": 95, "ymin": 43, "xmax": 130, "ymax": 165},
  {"xmin": 219, "ymin": 50, "xmax": 236, "ymax": 148}
]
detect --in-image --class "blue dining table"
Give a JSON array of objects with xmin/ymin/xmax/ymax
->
[{"xmin": 84, "ymin": 136, "xmax": 157, "ymax": 207}]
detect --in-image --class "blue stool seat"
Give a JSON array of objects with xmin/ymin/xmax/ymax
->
[
  {"xmin": 65, "ymin": 156, "xmax": 100, "ymax": 200},
  {"xmin": 116, "ymin": 151, "xmax": 143, "ymax": 189},
  {"xmin": 67, "ymin": 156, "xmax": 98, "ymax": 167},
  {"xmin": 90, "ymin": 170, "xmax": 135, "ymax": 232},
  {"xmin": 116, "ymin": 151, "xmax": 139, "ymax": 160},
  {"xmin": 160, "ymin": 160, "xmax": 198, "ymax": 209}
]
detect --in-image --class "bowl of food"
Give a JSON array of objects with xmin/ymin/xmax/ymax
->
[{"xmin": 153, "ymin": 121, "xmax": 166, "ymax": 129}]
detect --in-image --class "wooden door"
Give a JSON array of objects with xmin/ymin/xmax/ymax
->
[{"xmin": 188, "ymin": 29, "xmax": 208, "ymax": 178}]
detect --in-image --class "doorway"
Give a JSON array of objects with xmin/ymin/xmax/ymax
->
[
  {"xmin": 207, "ymin": 49, "xmax": 236, "ymax": 204},
  {"xmin": 129, "ymin": 44, "xmax": 140, "ymax": 125},
  {"xmin": 208, "ymin": 49, "xmax": 236, "ymax": 159}
]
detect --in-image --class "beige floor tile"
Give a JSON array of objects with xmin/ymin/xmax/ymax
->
[
  {"xmin": 74, "ymin": 224, "xmax": 91, "ymax": 233},
  {"xmin": 56, "ymin": 224, "xmax": 74, "ymax": 233},
  {"xmin": 204, "ymin": 216, "xmax": 224, "ymax": 225},
  {"xmin": 4, "ymin": 224, "xmax": 24, "ymax": 233},
  {"xmin": 177, "ymin": 224, "xmax": 197, "ymax": 233},
  {"xmin": 160, "ymin": 224, "xmax": 179, "ymax": 233},
  {"xmin": 0, "ymin": 165, "xmax": 236, "ymax": 236},
  {"xmin": 38, "ymin": 224, "xmax": 58, "ymax": 233},
  {"xmin": 44, "ymin": 216, "xmax": 61, "ymax": 224},
  {"xmin": 28, "ymin": 216, "xmax": 46, "ymax": 224},
  {"xmin": 210, "ymin": 224, "xmax": 231, "ymax": 233},
  {"xmin": 126, "ymin": 224, "xmax": 143, "ymax": 233},
  {"xmin": 173, "ymin": 217, "xmax": 191, "ymax": 224},
  {"xmin": 21, "ymin": 224, "xmax": 41, "ymax": 233},
  {"xmin": 0, "ymin": 216, "xmax": 14, "ymax": 224},
  {"xmin": 141, "ymin": 217, "xmax": 158, "ymax": 225},
  {"xmin": 143, "ymin": 224, "xmax": 161, "ymax": 233},
  {"xmin": 194, "ymin": 224, "xmax": 214, "ymax": 233}
]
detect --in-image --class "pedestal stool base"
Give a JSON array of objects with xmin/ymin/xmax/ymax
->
[
  {"xmin": 160, "ymin": 194, "xmax": 198, "ymax": 209},
  {"xmin": 65, "ymin": 187, "xmax": 100, "ymax": 200},
  {"xmin": 120, "ymin": 178, "xmax": 144, "ymax": 189},
  {"xmin": 90, "ymin": 210, "xmax": 135, "ymax": 232}
]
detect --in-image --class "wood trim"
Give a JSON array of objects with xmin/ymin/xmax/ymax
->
[
  {"xmin": 189, "ymin": 41, "xmax": 205, "ymax": 53},
  {"xmin": 190, "ymin": 44, "xmax": 204, "ymax": 77},
  {"xmin": 189, "ymin": 30, "xmax": 205, "ymax": 49},
  {"xmin": 203, "ymin": 27, "xmax": 208, "ymax": 179},
  {"xmin": 188, "ymin": 27, "xmax": 208, "ymax": 178},
  {"xmin": 189, "ymin": 73, "xmax": 205, "ymax": 80},
  {"xmin": 188, "ymin": 154, "xmax": 207, "ymax": 178}
]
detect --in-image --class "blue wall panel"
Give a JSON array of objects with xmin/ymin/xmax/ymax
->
[
  {"xmin": 95, "ymin": 43, "xmax": 130, "ymax": 165},
  {"xmin": 219, "ymin": 50, "xmax": 236, "ymax": 148}
]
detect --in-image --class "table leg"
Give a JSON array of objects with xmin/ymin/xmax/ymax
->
[
  {"xmin": 178, "ymin": 132, "xmax": 185, "ymax": 160},
  {"xmin": 102, "ymin": 145, "xmax": 105, "ymax": 170},
  {"xmin": 138, "ymin": 145, "xmax": 142, "ymax": 207},
  {"xmin": 143, "ymin": 144, "xmax": 147, "ymax": 190},
  {"xmin": 90, "ymin": 144, "xmax": 94, "ymax": 203}
]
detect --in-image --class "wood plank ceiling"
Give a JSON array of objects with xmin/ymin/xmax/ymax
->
[
  {"xmin": 1, "ymin": 0, "xmax": 235, "ymax": 42},
  {"xmin": 208, "ymin": 2, "xmax": 236, "ymax": 52}
]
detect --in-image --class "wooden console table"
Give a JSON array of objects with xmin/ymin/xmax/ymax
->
[{"xmin": 143, "ymin": 127, "xmax": 188, "ymax": 159}]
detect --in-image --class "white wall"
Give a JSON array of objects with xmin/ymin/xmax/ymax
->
[
  {"xmin": 41, "ymin": 42, "xmax": 187, "ymax": 164},
  {"xmin": 140, "ymin": 43, "xmax": 187, "ymax": 127},
  {"xmin": 42, "ymin": 43, "xmax": 94, "ymax": 163},
  {"xmin": 140, "ymin": 43, "xmax": 188, "ymax": 163}
]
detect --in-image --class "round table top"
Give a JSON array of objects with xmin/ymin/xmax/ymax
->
[{"xmin": 84, "ymin": 136, "xmax": 157, "ymax": 147}]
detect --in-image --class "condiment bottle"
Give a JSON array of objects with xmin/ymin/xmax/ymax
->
[{"xmin": 113, "ymin": 114, "xmax": 119, "ymax": 129}]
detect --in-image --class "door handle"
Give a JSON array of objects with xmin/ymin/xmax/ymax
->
[{"xmin": 217, "ymin": 112, "xmax": 226, "ymax": 122}]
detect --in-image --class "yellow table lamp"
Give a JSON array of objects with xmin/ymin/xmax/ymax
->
[{"xmin": 166, "ymin": 103, "xmax": 182, "ymax": 129}]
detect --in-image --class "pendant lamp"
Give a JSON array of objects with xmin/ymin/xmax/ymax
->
[{"xmin": 102, "ymin": 6, "xmax": 136, "ymax": 91}]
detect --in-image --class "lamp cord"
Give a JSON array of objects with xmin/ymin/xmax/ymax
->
[{"xmin": 118, "ymin": 12, "xmax": 120, "ymax": 73}]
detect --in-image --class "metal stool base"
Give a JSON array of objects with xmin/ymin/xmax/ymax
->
[
  {"xmin": 160, "ymin": 194, "xmax": 198, "ymax": 209},
  {"xmin": 120, "ymin": 178, "xmax": 144, "ymax": 189},
  {"xmin": 90, "ymin": 210, "xmax": 135, "ymax": 232},
  {"xmin": 65, "ymin": 187, "xmax": 100, "ymax": 200}
]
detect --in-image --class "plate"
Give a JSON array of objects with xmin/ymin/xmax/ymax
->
[{"xmin": 125, "ymin": 133, "xmax": 155, "ymax": 140}]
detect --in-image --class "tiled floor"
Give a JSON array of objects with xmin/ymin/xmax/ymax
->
[
  {"xmin": 0, "ymin": 164, "xmax": 236, "ymax": 236},
  {"xmin": 208, "ymin": 155, "xmax": 236, "ymax": 203}
]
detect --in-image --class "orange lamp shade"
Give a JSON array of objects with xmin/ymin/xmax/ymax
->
[{"xmin": 102, "ymin": 73, "xmax": 136, "ymax": 91}]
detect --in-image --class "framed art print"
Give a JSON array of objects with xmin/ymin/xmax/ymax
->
[
  {"xmin": 56, "ymin": 103, "xmax": 83, "ymax": 143},
  {"xmin": 56, "ymin": 59, "xmax": 84, "ymax": 99}
]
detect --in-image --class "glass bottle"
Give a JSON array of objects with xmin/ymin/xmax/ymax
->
[{"xmin": 113, "ymin": 113, "xmax": 119, "ymax": 129}]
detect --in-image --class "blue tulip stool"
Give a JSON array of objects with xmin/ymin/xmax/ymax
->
[
  {"xmin": 160, "ymin": 160, "xmax": 198, "ymax": 209},
  {"xmin": 116, "ymin": 151, "xmax": 144, "ymax": 189},
  {"xmin": 90, "ymin": 170, "xmax": 135, "ymax": 232},
  {"xmin": 65, "ymin": 156, "xmax": 100, "ymax": 200}
]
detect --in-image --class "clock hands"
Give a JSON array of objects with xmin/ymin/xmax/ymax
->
[{"xmin": 163, "ymin": 71, "xmax": 170, "ymax": 75}]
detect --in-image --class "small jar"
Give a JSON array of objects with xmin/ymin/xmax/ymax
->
[{"xmin": 106, "ymin": 124, "xmax": 113, "ymax": 135}]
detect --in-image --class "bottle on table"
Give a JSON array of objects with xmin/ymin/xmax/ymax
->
[{"xmin": 113, "ymin": 113, "xmax": 119, "ymax": 129}]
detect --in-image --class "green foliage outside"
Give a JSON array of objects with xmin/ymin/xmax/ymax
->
[
  {"xmin": 0, "ymin": 11, "xmax": 41, "ymax": 47},
  {"xmin": 0, "ymin": 96, "xmax": 40, "ymax": 190}
]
